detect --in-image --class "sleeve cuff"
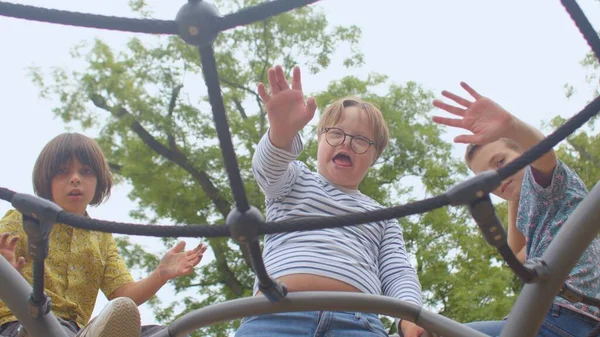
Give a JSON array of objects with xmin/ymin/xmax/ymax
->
[{"xmin": 264, "ymin": 129, "xmax": 303, "ymax": 159}]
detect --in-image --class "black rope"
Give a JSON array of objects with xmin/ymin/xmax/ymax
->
[
  {"xmin": 0, "ymin": 1, "xmax": 177, "ymax": 34},
  {"xmin": 561, "ymin": 0, "xmax": 600, "ymax": 63},
  {"xmin": 198, "ymin": 45, "xmax": 250, "ymax": 212},
  {"xmin": 216, "ymin": 0, "xmax": 321, "ymax": 31},
  {"xmin": 259, "ymin": 194, "xmax": 450, "ymax": 234},
  {"xmin": 57, "ymin": 211, "xmax": 230, "ymax": 238}
]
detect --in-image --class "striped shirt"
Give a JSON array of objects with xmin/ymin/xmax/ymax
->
[{"xmin": 252, "ymin": 132, "xmax": 422, "ymax": 307}]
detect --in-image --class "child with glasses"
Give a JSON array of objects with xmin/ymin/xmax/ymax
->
[{"xmin": 235, "ymin": 65, "xmax": 425, "ymax": 337}]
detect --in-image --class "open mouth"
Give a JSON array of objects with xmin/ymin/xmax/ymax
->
[
  {"xmin": 332, "ymin": 152, "xmax": 352, "ymax": 167},
  {"xmin": 68, "ymin": 189, "xmax": 83, "ymax": 197}
]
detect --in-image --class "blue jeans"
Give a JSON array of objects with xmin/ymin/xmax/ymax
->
[
  {"xmin": 465, "ymin": 304, "xmax": 599, "ymax": 337},
  {"xmin": 234, "ymin": 311, "xmax": 388, "ymax": 337}
]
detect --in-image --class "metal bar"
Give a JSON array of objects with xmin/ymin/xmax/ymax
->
[{"xmin": 500, "ymin": 182, "xmax": 600, "ymax": 337}]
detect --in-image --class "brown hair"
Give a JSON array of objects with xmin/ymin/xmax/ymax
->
[
  {"xmin": 317, "ymin": 97, "xmax": 390, "ymax": 161},
  {"xmin": 32, "ymin": 133, "xmax": 113, "ymax": 206},
  {"xmin": 465, "ymin": 138, "xmax": 521, "ymax": 169}
]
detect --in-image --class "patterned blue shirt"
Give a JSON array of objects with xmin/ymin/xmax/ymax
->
[{"xmin": 517, "ymin": 160, "xmax": 600, "ymax": 318}]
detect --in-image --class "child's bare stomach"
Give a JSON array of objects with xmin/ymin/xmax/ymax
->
[{"xmin": 255, "ymin": 274, "xmax": 362, "ymax": 295}]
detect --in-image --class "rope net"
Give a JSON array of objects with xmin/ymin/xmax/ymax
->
[{"xmin": 1, "ymin": 0, "xmax": 600, "ymax": 329}]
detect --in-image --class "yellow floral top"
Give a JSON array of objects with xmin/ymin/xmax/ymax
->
[{"xmin": 0, "ymin": 209, "xmax": 134, "ymax": 328}]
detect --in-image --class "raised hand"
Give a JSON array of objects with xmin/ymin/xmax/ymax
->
[
  {"xmin": 156, "ymin": 241, "xmax": 207, "ymax": 281},
  {"xmin": 258, "ymin": 65, "xmax": 317, "ymax": 149},
  {"xmin": 0, "ymin": 233, "xmax": 26, "ymax": 271},
  {"xmin": 432, "ymin": 82, "xmax": 514, "ymax": 145}
]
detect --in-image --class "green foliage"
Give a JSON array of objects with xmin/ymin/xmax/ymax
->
[{"xmin": 30, "ymin": 1, "xmax": 521, "ymax": 335}]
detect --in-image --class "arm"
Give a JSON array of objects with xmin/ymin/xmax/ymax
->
[
  {"xmin": 379, "ymin": 221, "xmax": 423, "ymax": 335},
  {"xmin": 504, "ymin": 117, "xmax": 558, "ymax": 181},
  {"xmin": 251, "ymin": 130, "xmax": 303, "ymax": 200},
  {"xmin": 109, "ymin": 271, "xmax": 166, "ymax": 306},
  {"xmin": 105, "ymin": 240, "xmax": 205, "ymax": 306},
  {"xmin": 507, "ymin": 199, "xmax": 526, "ymax": 263}
]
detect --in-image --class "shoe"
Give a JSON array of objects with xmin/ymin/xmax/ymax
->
[{"xmin": 77, "ymin": 297, "xmax": 141, "ymax": 337}]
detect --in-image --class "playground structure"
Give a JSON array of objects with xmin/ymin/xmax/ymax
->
[{"xmin": 1, "ymin": 1, "xmax": 600, "ymax": 336}]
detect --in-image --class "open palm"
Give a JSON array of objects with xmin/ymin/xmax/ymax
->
[
  {"xmin": 157, "ymin": 241, "xmax": 206, "ymax": 281},
  {"xmin": 432, "ymin": 82, "xmax": 513, "ymax": 145},
  {"xmin": 0, "ymin": 233, "xmax": 26, "ymax": 271},
  {"xmin": 258, "ymin": 65, "xmax": 317, "ymax": 140}
]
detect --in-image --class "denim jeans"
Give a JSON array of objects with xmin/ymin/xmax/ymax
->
[
  {"xmin": 234, "ymin": 311, "xmax": 388, "ymax": 337},
  {"xmin": 465, "ymin": 304, "xmax": 599, "ymax": 337}
]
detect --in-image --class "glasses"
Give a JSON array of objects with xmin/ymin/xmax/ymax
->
[{"xmin": 322, "ymin": 127, "xmax": 375, "ymax": 154}]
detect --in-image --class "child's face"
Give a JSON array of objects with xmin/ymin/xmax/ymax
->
[
  {"xmin": 51, "ymin": 158, "xmax": 97, "ymax": 216},
  {"xmin": 317, "ymin": 106, "xmax": 377, "ymax": 190},
  {"xmin": 469, "ymin": 140, "xmax": 524, "ymax": 201}
]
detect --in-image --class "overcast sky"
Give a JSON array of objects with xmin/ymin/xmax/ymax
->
[{"xmin": 1, "ymin": 0, "xmax": 600, "ymax": 330}]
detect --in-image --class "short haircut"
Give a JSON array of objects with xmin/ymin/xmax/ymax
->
[
  {"xmin": 465, "ymin": 138, "xmax": 522, "ymax": 169},
  {"xmin": 33, "ymin": 133, "xmax": 113, "ymax": 206},
  {"xmin": 317, "ymin": 97, "xmax": 390, "ymax": 161}
]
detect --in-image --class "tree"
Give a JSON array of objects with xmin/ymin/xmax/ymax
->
[{"xmin": 30, "ymin": 1, "xmax": 518, "ymax": 335}]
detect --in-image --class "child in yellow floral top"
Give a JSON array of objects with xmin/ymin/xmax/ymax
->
[{"xmin": 0, "ymin": 133, "xmax": 206, "ymax": 337}]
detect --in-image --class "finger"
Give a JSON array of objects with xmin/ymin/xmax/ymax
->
[
  {"xmin": 267, "ymin": 68, "xmax": 280, "ymax": 94},
  {"xmin": 460, "ymin": 82, "xmax": 482, "ymax": 99},
  {"xmin": 275, "ymin": 65, "xmax": 290, "ymax": 91},
  {"xmin": 170, "ymin": 241, "xmax": 186, "ymax": 254},
  {"xmin": 431, "ymin": 116, "xmax": 465, "ymax": 129},
  {"xmin": 8, "ymin": 236, "xmax": 19, "ymax": 250},
  {"xmin": 306, "ymin": 96, "xmax": 318, "ymax": 116},
  {"xmin": 432, "ymin": 100, "xmax": 466, "ymax": 117},
  {"xmin": 16, "ymin": 257, "xmax": 26, "ymax": 271},
  {"xmin": 0, "ymin": 233, "xmax": 10, "ymax": 247},
  {"xmin": 454, "ymin": 133, "xmax": 485, "ymax": 144},
  {"xmin": 441, "ymin": 90, "xmax": 473, "ymax": 108},
  {"xmin": 291, "ymin": 66, "xmax": 302, "ymax": 91},
  {"xmin": 257, "ymin": 83, "xmax": 270, "ymax": 103}
]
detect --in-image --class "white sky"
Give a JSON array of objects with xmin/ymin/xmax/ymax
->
[{"xmin": 1, "ymin": 0, "xmax": 600, "ymax": 330}]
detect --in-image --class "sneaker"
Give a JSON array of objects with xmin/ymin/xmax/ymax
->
[{"xmin": 77, "ymin": 297, "xmax": 141, "ymax": 337}]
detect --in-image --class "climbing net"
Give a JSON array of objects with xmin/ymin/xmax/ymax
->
[{"xmin": 1, "ymin": 1, "xmax": 600, "ymax": 336}]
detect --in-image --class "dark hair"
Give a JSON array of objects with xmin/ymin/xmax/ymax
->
[
  {"xmin": 32, "ymin": 133, "xmax": 113, "ymax": 206},
  {"xmin": 464, "ymin": 138, "xmax": 522, "ymax": 168}
]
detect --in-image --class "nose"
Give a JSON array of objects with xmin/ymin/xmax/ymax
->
[{"xmin": 70, "ymin": 173, "xmax": 81, "ymax": 185}]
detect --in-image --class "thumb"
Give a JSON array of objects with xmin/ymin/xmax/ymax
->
[
  {"xmin": 16, "ymin": 257, "xmax": 26, "ymax": 271},
  {"xmin": 454, "ymin": 134, "xmax": 484, "ymax": 144},
  {"xmin": 306, "ymin": 96, "xmax": 317, "ymax": 116},
  {"xmin": 169, "ymin": 241, "xmax": 186, "ymax": 254}
]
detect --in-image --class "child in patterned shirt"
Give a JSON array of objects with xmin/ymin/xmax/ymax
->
[
  {"xmin": 0, "ymin": 133, "xmax": 206, "ymax": 337},
  {"xmin": 432, "ymin": 82, "xmax": 600, "ymax": 336}
]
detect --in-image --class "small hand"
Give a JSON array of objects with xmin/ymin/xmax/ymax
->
[
  {"xmin": 157, "ymin": 241, "xmax": 207, "ymax": 281},
  {"xmin": 258, "ymin": 65, "xmax": 317, "ymax": 147},
  {"xmin": 432, "ymin": 82, "xmax": 514, "ymax": 145},
  {"xmin": 401, "ymin": 320, "xmax": 426, "ymax": 337},
  {"xmin": 0, "ymin": 233, "xmax": 26, "ymax": 271}
]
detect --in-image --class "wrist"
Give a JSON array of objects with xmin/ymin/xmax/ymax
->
[
  {"xmin": 268, "ymin": 127, "xmax": 297, "ymax": 150},
  {"xmin": 501, "ymin": 114, "xmax": 522, "ymax": 140},
  {"xmin": 152, "ymin": 266, "xmax": 170, "ymax": 284}
]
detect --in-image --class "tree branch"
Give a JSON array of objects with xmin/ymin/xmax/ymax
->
[
  {"xmin": 109, "ymin": 162, "xmax": 122, "ymax": 173},
  {"xmin": 232, "ymin": 96, "xmax": 248, "ymax": 119},
  {"xmin": 167, "ymin": 84, "xmax": 184, "ymax": 151},
  {"xmin": 90, "ymin": 94, "xmax": 250, "ymax": 296},
  {"xmin": 567, "ymin": 138, "xmax": 600, "ymax": 167}
]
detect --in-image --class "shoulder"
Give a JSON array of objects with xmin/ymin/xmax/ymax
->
[{"xmin": 0, "ymin": 209, "xmax": 24, "ymax": 232}]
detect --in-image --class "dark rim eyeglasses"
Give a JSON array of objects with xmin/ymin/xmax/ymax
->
[{"xmin": 321, "ymin": 127, "xmax": 375, "ymax": 155}]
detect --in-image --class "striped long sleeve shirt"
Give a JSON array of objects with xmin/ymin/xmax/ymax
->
[{"xmin": 251, "ymin": 131, "xmax": 422, "ymax": 307}]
